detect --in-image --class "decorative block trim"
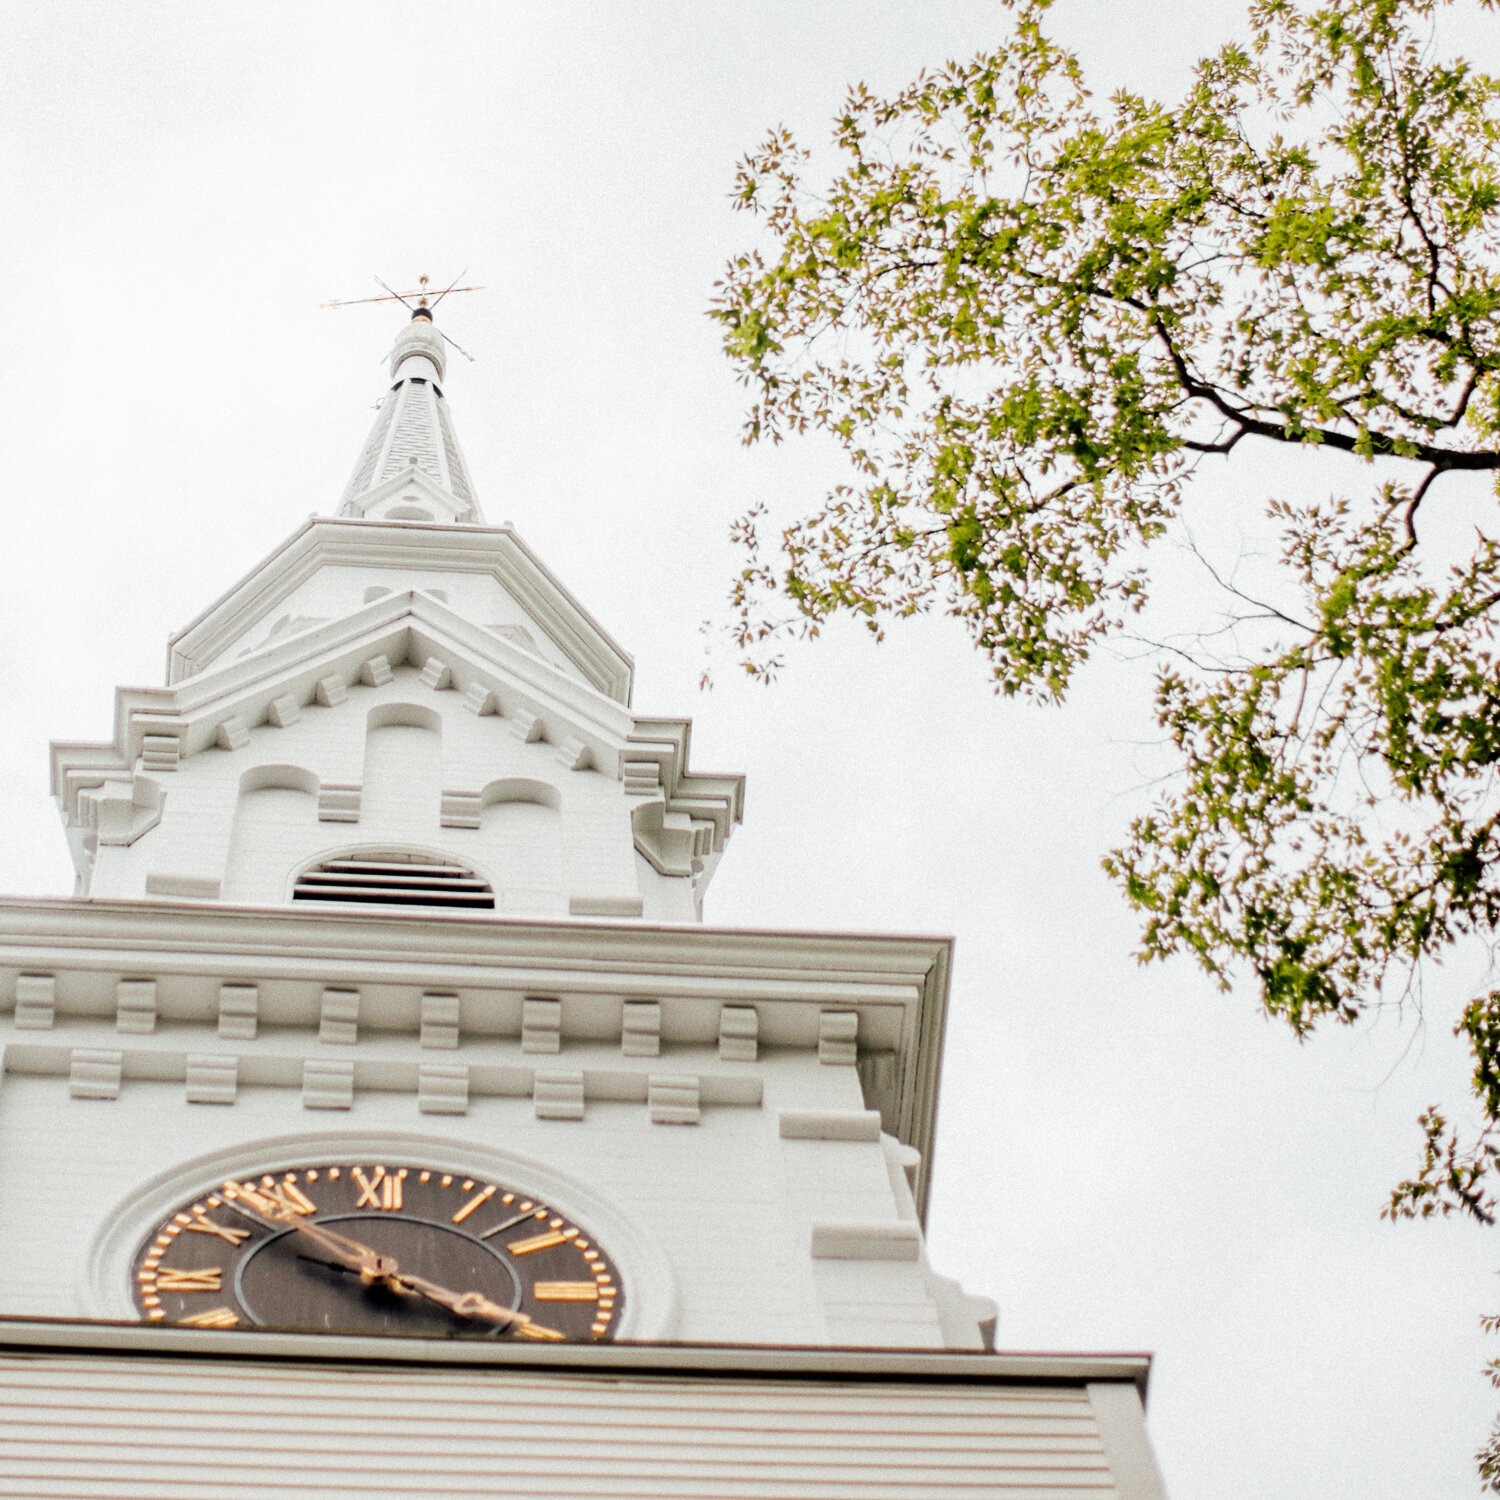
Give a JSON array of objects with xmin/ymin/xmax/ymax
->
[
  {"xmin": 440, "ymin": 791, "xmax": 481, "ymax": 829},
  {"xmin": 185, "ymin": 1054, "xmax": 238, "ymax": 1105},
  {"xmin": 621, "ymin": 1000, "xmax": 660, "ymax": 1058},
  {"xmin": 622, "ymin": 760, "xmax": 662, "ymax": 795},
  {"xmin": 461, "ymin": 684, "xmax": 496, "ymax": 716},
  {"xmin": 819, "ymin": 1009, "xmax": 859, "ymax": 1065},
  {"xmin": 418, "ymin": 1063, "xmax": 469, "ymax": 1115},
  {"xmin": 267, "ymin": 694, "xmax": 302, "ymax": 729},
  {"xmin": 70, "ymin": 1049, "xmax": 123, "ymax": 1101},
  {"xmin": 521, "ymin": 997, "xmax": 561, "ymax": 1054},
  {"xmin": 319, "ymin": 988, "xmax": 359, "ymax": 1045},
  {"xmin": 315, "ymin": 674, "xmax": 348, "ymax": 707},
  {"xmin": 810, "ymin": 1221, "xmax": 922, "ymax": 1261},
  {"xmin": 13, "ymin": 973, "xmax": 55, "ymax": 1030},
  {"xmin": 317, "ymin": 783, "xmax": 361, "ymax": 823},
  {"xmin": 553, "ymin": 735, "xmax": 591, "ymax": 771},
  {"xmin": 215, "ymin": 717, "xmax": 250, "ymax": 751},
  {"xmin": 217, "ymin": 983, "xmax": 258, "ymax": 1040},
  {"xmin": 420, "ymin": 991, "xmax": 460, "ymax": 1050},
  {"xmin": 780, "ymin": 1108, "xmax": 883, "ymax": 1142},
  {"xmin": 360, "ymin": 654, "xmax": 394, "ymax": 687},
  {"xmin": 719, "ymin": 1005, "xmax": 759, "ymax": 1063},
  {"xmin": 116, "ymin": 979, "xmax": 156, "ymax": 1035},
  {"xmin": 648, "ymin": 1073, "xmax": 700, "ymax": 1126},
  {"xmin": 303, "ymin": 1059, "xmax": 354, "ymax": 1110},
  {"xmin": 534, "ymin": 1069, "xmax": 584, "ymax": 1120},
  {"xmin": 508, "ymin": 710, "xmax": 543, "ymax": 744},
  {"xmin": 420, "ymin": 657, "xmax": 452, "ymax": 690},
  {"xmin": 139, "ymin": 733, "xmax": 181, "ymax": 772},
  {"xmin": 568, "ymin": 896, "xmax": 645, "ymax": 919}
]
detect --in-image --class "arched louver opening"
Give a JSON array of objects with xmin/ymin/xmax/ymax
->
[{"xmin": 293, "ymin": 854, "xmax": 494, "ymax": 911}]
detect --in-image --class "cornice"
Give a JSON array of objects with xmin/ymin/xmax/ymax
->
[{"xmin": 0, "ymin": 897, "xmax": 950, "ymax": 1214}]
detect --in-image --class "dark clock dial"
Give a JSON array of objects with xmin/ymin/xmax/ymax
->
[{"xmin": 131, "ymin": 1162, "xmax": 622, "ymax": 1341}]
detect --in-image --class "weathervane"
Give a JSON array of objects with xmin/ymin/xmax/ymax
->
[{"xmin": 322, "ymin": 272, "xmax": 482, "ymax": 362}]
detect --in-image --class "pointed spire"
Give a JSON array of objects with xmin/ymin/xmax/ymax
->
[{"xmin": 339, "ymin": 305, "xmax": 483, "ymax": 525}]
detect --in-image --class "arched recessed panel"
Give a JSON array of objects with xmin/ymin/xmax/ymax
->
[
  {"xmin": 479, "ymin": 777, "xmax": 560, "ymax": 811},
  {"xmin": 223, "ymin": 774, "xmax": 320, "ymax": 904},
  {"xmin": 479, "ymin": 787, "xmax": 563, "ymax": 909},
  {"xmin": 363, "ymin": 705, "xmax": 442, "ymax": 833},
  {"xmin": 367, "ymin": 702, "xmax": 441, "ymax": 733},
  {"xmin": 239, "ymin": 764, "xmax": 319, "ymax": 797},
  {"xmin": 386, "ymin": 505, "xmax": 434, "ymax": 521}
]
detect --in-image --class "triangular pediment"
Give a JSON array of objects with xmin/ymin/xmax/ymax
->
[
  {"xmin": 168, "ymin": 518, "xmax": 634, "ymax": 705},
  {"xmin": 339, "ymin": 465, "xmax": 474, "ymax": 525}
]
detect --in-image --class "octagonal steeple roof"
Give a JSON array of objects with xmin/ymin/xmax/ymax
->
[{"xmin": 339, "ymin": 307, "xmax": 481, "ymax": 525}]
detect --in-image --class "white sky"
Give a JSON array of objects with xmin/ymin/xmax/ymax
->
[{"xmin": 3, "ymin": 2, "xmax": 1499, "ymax": 1495}]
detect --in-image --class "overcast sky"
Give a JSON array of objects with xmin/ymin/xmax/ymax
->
[{"xmin": 4, "ymin": 2, "xmax": 1500, "ymax": 1494}]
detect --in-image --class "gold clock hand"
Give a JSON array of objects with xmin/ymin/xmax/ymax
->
[
  {"xmin": 377, "ymin": 1270, "xmax": 566, "ymax": 1339},
  {"xmin": 217, "ymin": 1181, "xmax": 566, "ymax": 1337},
  {"xmin": 220, "ymin": 1183, "xmax": 400, "ymax": 1283}
]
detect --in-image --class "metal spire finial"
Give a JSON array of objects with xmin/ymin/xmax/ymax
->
[{"xmin": 321, "ymin": 272, "xmax": 483, "ymax": 361}]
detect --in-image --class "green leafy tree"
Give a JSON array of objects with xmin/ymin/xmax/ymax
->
[{"xmin": 712, "ymin": 0, "xmax": 1500, "ymax": 1476}]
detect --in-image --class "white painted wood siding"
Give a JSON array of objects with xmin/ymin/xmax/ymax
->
[{"xmin": 0, "ymin": 1355, "xmax": 1121, "ymax": 1498}]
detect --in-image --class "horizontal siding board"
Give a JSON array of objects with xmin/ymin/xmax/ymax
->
[
  {"xmin": 0, "ymin": 1416, "xmax": 1105, "ymax": 1456},
  {"xmin": 0, "ymin": 1482, "xmax": 1116, "ymax": 1494},
  {"xmin": 0, "ymin": 1390, "xmax": 1100, "ymax": 1434},
  {"xmin": 0, "ymin": 1446, "xmax": 1111, "ymax": 1480},
  {"xmin": 0, "ymin": 1476, "xmax": 1115, "ymax": 1500},
  {"xmin": 0, "ymin": 1359, "xmax": 1094, "ymax": 1412},
  {"xmin": 0, "ymin": 1432, "xmax": 1108, "ymax": 1467}
]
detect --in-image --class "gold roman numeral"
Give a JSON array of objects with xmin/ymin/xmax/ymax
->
[
  {"xmin": 507, "ymin": 1229, "xmax": 567, "ymax": 1256},
  {"xmin": 157, "ymin": 1268, "xmax": 222, "ymax": 1292},
  {"xmin": 352, "ymin": 1166, "xmax": 402, "ymax": 1211},
  {"xmin": 451, "ymin": 1184, "xmax": 495, "ymax": 1224},
  {"xmin": 533, "ymin": 1281, "xmax": 599, "ymax": 1301},
  {"xmin": 178, "ymin": 1306, "xmax": 239, "ymax": 1328},
  {"xmin": 265, "ymin": 1179, "xmax": 317, "ymax": 1215},
  {"xmin": 184, "ymin": 1213, "xmax": 250, "ymax": 1246}
]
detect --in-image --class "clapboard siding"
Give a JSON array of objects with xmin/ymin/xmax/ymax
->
[{"xmin": 0, "ymin": 1356, "xmax": 1120, "ymax": 1498}]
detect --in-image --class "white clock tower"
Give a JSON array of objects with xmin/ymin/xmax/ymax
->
[{"xmin": 0, "ymin": 303, "xmax": 1168, "ymax": 1497}]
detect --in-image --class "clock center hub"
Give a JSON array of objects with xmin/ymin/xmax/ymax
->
[{"xmin": 236, "ymin": 1213, "xmax": 522, "ymax": 1336}]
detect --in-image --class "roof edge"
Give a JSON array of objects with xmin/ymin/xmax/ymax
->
[{"xmin": 0, "ymin": 1315, "xmax": 1152, "ymax": 1395}]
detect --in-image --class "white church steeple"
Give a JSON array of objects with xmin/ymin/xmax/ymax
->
[
  {"xmin": 49, "ymin": 312, "xmax": 742, "ymax": 918},
  {"xmin": 339, "ymin": 306, "xmax": 481, "ymax": 525}
]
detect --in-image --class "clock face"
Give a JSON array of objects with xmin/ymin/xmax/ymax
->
[{"xmin": 131, "ymin": 1162, "xmax": 622, "ymax": 1341}]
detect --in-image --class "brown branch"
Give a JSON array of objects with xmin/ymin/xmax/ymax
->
[
  {"xmin": 1148, "ymin": 316, "xmax": 1500, "ymax": 473},
  {"xmin": 1399, "ymin": 465, "xmax": 1441, "ymax": 555}
]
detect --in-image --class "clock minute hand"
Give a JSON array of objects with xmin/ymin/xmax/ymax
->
[
  {"xmin": 378, "ymin": 1269, "xmax": 565, "ymax": 1340},
  {"xmin": 384, "ymin": 1270, "xmax": 520, "ymax": 1325},
  {"xmin": 220, "ymin": 1183, "xmax": 399, "ymax": 1282}
]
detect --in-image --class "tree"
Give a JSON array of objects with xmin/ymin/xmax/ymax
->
[{"xmin": 711, "ymin": 0, "xmax": 1500, "ymax": 1476}]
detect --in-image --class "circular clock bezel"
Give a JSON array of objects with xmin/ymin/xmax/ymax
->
[{"xmin": 84, "ymin": 1128, "xmax": 678, "ymax": 1340}]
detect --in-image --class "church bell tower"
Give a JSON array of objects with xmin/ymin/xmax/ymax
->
[{"xmin": 0, "ymin": 303, "xmax": 1168, "ymax": 1496}]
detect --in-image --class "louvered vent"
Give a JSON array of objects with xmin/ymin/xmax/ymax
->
[{"xmin": 293, "ymin": 855, "xmax": 494, "ymax": 911}]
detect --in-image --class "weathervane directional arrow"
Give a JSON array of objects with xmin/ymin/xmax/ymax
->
[{"xmin": 322, "ymin": 272, "xmax": 482, "ymax": 362}]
